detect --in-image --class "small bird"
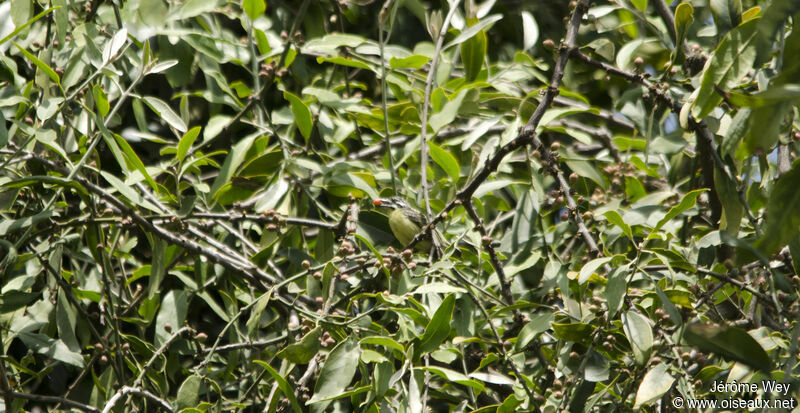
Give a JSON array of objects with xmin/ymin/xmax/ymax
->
[{"xmin": 373, "ymin": 197, "xmax": 442, "ymax": 256}]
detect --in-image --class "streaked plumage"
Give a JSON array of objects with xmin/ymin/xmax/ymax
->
[{"xmin": 373, "ymin": 197, "xmax": 442, "ymax": 256}]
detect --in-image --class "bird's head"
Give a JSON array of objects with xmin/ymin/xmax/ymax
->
[{"xmin": 373, "ymin": 196, "xmax": 412, "ymax": 210}]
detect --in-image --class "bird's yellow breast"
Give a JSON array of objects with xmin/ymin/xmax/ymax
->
[{"xmin": 388, "ymin": 209, "xmax": 429, "ymax": 249}]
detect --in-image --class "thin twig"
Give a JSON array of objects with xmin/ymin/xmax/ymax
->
[
  {"xmin": 5, "ymin": 391, "xmax": 101, "ymax": 413},
  {"xmin": 101, "ymin": 386, "xmax": 173, "ymax": 413},
  {"xmin": 202, "ymin": 334, "xmax": 289, "ymax": 353},
  {"xmin": 652, "ymin": 0, "xmax": 677, "ymax": 45}
]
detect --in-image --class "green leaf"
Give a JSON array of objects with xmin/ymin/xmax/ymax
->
[
  {"xmin": 102, "ymin": 28, "xmax": 127, "ymax": 64},
  {"xmin": 302, "ymin": 33, "xmax": 366, "ymax": 54},
  {"xmin": 284, "ymin": 91, "xmax": 313, "ymax": 140},
  {"xmin": 255, "ymin": 361, "xmax": 303, "ymax": 413},
  {"xmin": 326, "ymin": 172, "xmax": 379, "ymax": 200},
  {"xmin": 146, "ymin": 59, "xmax": 179, "ymax": 75},
  {"xmin": 721, "ymin": 108, "xmax": 750, "ymax": 156},
  {"xmin": 578, "ymin": 256, "xmax": 615, "ymax": 284},
  {"xmin": 459, "ymin": 20, "xmax": 486, "ymax": 82},
  {"xmin": 654, "ymin": 285, "xmax": 682, "ymax": 327},
  {"xmin": 210, "ymin": 131, "xmax": 258, "ymax": 196},
  {"xmin": 655, "ymin": 189, "xmax": 707, "ymax": 230},
  {"xmin": 603, "ymin": 210, "xmax": 633, "ymax": 242},
  {"xmin": 0, "ymin": 7, "xmax": 58, "ymax": 47},
  {"xmin": 56, "ymin": 289, "xmax": 79, "ymax": 351},
  {"xmin": 615, "ymin": 38, "xmax": 646, "ymax": 70},
  {"xmin": 673, "ymin": 2, "xmax": 694, "ymax": 64},
  {"xmin": 417, "ymin": 294, "xmax": 455, "ymax": 357},
  {"xmin": 360, "ymin": 336, "xmax": 404, "ymax": 352},
  {"xmin": 551, "ymin": 322, "xmax": 594, "ymax": 346},
  {"xmin": 774, "ymin": 11, "xmax": 800, "ymax": 84},
  {"xmin": 112, "ymin": 132, "xmax": 159, "ymax": 191},
  {"xmin": 12, "ymin": 42, "xmax": 59, "ymax": 84},
  {"xmin": 631, "ymin": 0, "xmax": 647, "ymax": 12},
  {"xmin": 504, "ymin": 248, "xmax": 541, "ymax": 278},
  {"xmin": 564, "ymin": 159, "xmax": 607, "ymax": 189},
  {"xmin": 514, "ymin": 311, "xmax": 554, "ymax": 353},
  {"xmin": 633, "ymin": 363, "xmax": 674, "ymax": 409},
  {"xmin": 710, "ymin": 0, "xmax": 742, "ymax": 36},
  {"xmin": 178, "ymin": 0, "xmax": 220, "ymax": 19},
  {"xmin": 277, "ymin": 326, "xmax": 322, "ymax": 364},
  {"xmin": 11, "ymin": 0, "xmax": 32, "ymax": 29},
  {"xmin": 142, "ymin": 96, "xmax": 188, "ymax": 132},
  {"xmin": 0, "ymin": 291, "xmax": 38, "ymax": 313},
  {"xmin": 422, "ymin": 366, "xmax": 485, "ymax": 394},
  {"xmin": 176, "ymin": 375, "xmax": 203, "ymax": 410},
  {"xmin": 308, "ymin": 336, "xmax": 361, "ymax": 408},
  {"xmin": 92, "ymin": 84, "xmax": 109, "ymax": 117},
  {"xmin": 177, "ymin": 126, "xmax": 202, "ymax": 162},
  {"xmin": 714, "ymin": 168, "xmax": 744, "ymax": 235},
  {"xmin": 520, "ymin": 11, "xmax": 538, "ymax": 51},
  {"xmin": 100, "ymin": 171, "xmax": 147, "ymax": 209},
  {"xmin": 727, "ymin": 84, "xmax": 800, "ymax": 108},
  {"xmin": 754, "ymin": 160, "xmax": 800, "ymax": 256},
  {"xmin": 742, "ymin": 102, "xmax": 792, "ymax": 156},
  {"xmin": 429, "ymin": 143, "xmax": 459, "ymax": 181},
  {"xmin": 390, "ymin": 55, "xmax": 430, "ymax": 69},
  {"xmin": 11, "ymin": 0, "xmax": 34, "ymax": 27},
  {"xmin": 316, "ymin": 56, "xmax": 373, "ymax": 71},
  {"xmin": 245, "ymin": 289, "xmax": 272, "ymax": 337},
  {"xmin": 0, "ymin": 110, "xmax": 7, "ymax": 149},
  {"xmin": 16, "ymin": 332, "xmax": 84, "ymax": 368},
  {"xmin": 605, "ymin": 265, "xmax": 629, "ymax": 318},
  {"xmin": 412, "ymin": 282, "xmax": 466, "ymax": 295},
  {"xmin": 498, "ymin": 394, "xmax": 523, "ymax": 413},
  {"xmin": 684, "ymin": 321, "xmax": 773, "ymax": 371},
  {"xmin": 429, "ymin": 89, "xmax": 467, "ymax": 133},
  {"xmin": 154, "ymin": 290, "xmax": 187, "ymax": 346},
  {"xmin": 444, "ymin": 15, "xmax": 502, "ymax": 49},
  {"xmin": 242, "ymin": 0, "xmax": 265, "ymax": 21},
  {"xmin": 622, "ymin": 310, "xmax": 652, "ymax": 365},
  {"xmin": 691, "ymin": 18, "xmax": 759, "ymax": 119}
]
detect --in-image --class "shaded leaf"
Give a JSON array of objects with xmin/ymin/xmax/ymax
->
[
  {"xmin": 684, "ymin": 321, "xmax": 773, "ymax": 371},
  {"xmin": 417, "ymin": 294, "xmax": 455, "ymax": 357},
  {"xmin": 444, "ymin": 15, "xmax": 502, "ymax": 49},
  {"xmin": 622, "ymin": 310, "xmax": 652, "ymax": 365},
  {"xmin": 142, "ymin": 96, "xmax": 188, "ymax": 132},
  {"xmin": 277, "ymin": 326, "xmax": 322, "ymax": 364},
  {"xmin": 242, "ymin": 0, "xmax": 265, "ymax": 21},
  {"xmin": 655, "ymin": 189, "xmax": 707, "ymax": 230},
  {"xmin": 520, "ymin": 11, "xmax": 538, "ymax": 51},
  {"xmin": 460, "ymin": 20, "xmax": 486, "ymax": 82},
  {"xmin": 255, "ymin": 361, "xmax": 303, "ymax": 413},
  {"xmin": 603, "ymin": 210, "xmax": 633, "ymax": 242},
  {"xmin": 691, "ymin": 18, "xmax": 759, "ymax": 119},
  {"xmin": 284, "ymin": 91, "xmax": 313, "ymax": 140},
  {"xmin": 633, "ymin": 363, "xmax": 674, "ymax": 409},
  {"xmin": 754, "ymin": 160, "xmax": 800, "ymax": 256},
  {"xmin": 308, "ymin": 336, "xmax": 361, "ymax": 408}
]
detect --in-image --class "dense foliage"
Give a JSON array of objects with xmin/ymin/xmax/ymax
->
[{"xmin": 1, "ymin": 0, "xmax": 800, "ymax": 411}]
